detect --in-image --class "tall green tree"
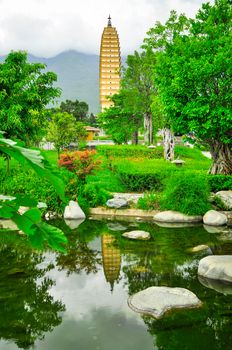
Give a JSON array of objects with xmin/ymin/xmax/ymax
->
[
  {"xmin": 46, "ymin": 112, "xmax": 87, "ymax": 155},
  {"xmin": 121, "ymin": 49, "xmax": 156, "ymax": 145},
  {"xmin": 145, "ymin": 0, "xmax": 232, "ymax": 174},
  {"xmin": 60, "ymin": 99, "xmax": 89, "ymax": 122},
  {"xmin": 98, "ymin": 92, "xmax": 142, "ymax": 144},
  {"xmin": 0, "ymin": 51, "xmax": 60, "ymax": 145}
]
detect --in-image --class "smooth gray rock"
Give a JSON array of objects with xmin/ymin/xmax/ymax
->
[
  {"xmin": 106, "ymin": 198, "xmax": 128, "ymax": 209},
  {"xmin": 215, "ymin": 191, "xmax": 232, "ymax": 210},
  {"xmin": 128, "ymin": 286, "xmax": 202, "ymax": 319},
  {"xmin": 198, "ymin": 255, "xmax": 232, "ymax": 283},
  {"xmin": 122, "ymin": 230, "xmax": 150, "ymax": 240},
  {"xmin": 154, "ymin": 211, "xmax": 202, "ymax": 223},
  {"xmin": 203, "ymin": 210, "xmax": 227, "ymax": 226},
  {"xmin": 198, "ymin": 275, "xmax": 232, "ymax": 295},
  {"xmin": 63, "ymin": 200, "xmax": 86, "ymax": 220},
  {"xmin": 189, "ymin": 245, "xmax": 212, "ymax": 254}
]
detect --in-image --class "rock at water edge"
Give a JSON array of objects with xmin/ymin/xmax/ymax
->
[
  {"xmin": 128, "ymin": 286, "xmax": 202, "ymax": 319},
  {"xmin": 106, "ymin": 198, "xmax": 128, "ymax": 209},
  {"xmin": 215, "ymin": 191, "xmax": 232, "ymax": 210},
  {"xmin": 154, "ymin": 211, "xmax": 202, "ymax": 223},
  {"xmin": 203, "ymin": 210, "xmax": 227, "ymax": 226},
  {"xmin": 198, "ymin": 255, "xmax": 232, "ymax": 283},
  {"xmin": 122, "ymin": 230, "xmax": 150, "ymax": 240},
  {"xmin": 64, "ymin": 200, "xmax": 86, "ymax": 220}
]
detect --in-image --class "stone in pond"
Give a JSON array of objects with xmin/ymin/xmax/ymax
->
[
  {"xmin": 198, "ymin": 255, "xmax": 232, "ymax": 283},
  {"xmin": 122, "ymin": 230, "xmax": 150, "ymax": 240},
  {"xmin": 154, "ymin": 211, "xmax": 202, "ymax": 223},
  {"xmin": 64, "ymin": 200, "xmax": 86, "ymax": 220},
  {"xmin": 203, "ymin": 210, "xmax": 227, "ymax": 226},
  {"xmin": 106, "ymin": 198, "xmax": 128, "ymax": 209},
  {"xmin": 128, "ymin": 286, "xmax": 202, "ymax": 319},
  {"xmin": 189, "ymin": 245, "xmax": 212, "ymax": 254}
]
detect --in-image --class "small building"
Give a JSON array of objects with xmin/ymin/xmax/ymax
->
[{"xmin": 84, "ymin": 126, "xmax": 100, "ymax": 141}]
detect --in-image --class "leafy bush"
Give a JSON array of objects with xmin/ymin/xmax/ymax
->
[
  {"xmin": 0, "ymin": 169, "xmax": 62, "ymax": 213},
  {"xmin": 137, "ymin": 192, "xmax": 161, "ymax": 210},
  {"xmin": 58, "ymin": 150, "xmax": 101, "ymax": 181},
  {"xmin": 160, "ymin": 172, "xmax": 211, "ymax": 215},
  {"xmin": 83, "ymin": 183, "xmax": 112, "ymax": 207},
  {"xmin": 208, "ymin": 175, "xmax": 232, "ymax": 192},
  {"xmin": 96, "ymin": 145, "xmax": 163, "ymax": 159}
]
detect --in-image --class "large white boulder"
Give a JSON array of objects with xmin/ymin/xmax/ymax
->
[
  {"xmin": 203, "ymin": 210, "xmax": 227, "ymax": 226},
  {"xmin": 64, "ymin": 200, "xmax": 86, "ymax": 220},
  {"xmin": 122, "ymin": 230, "xmax": 150, "ymax": 240},
  {"xmin": 154, "ymin": 211, "xmax": 202, "ymax": 223},
  {"xmin": 198, "ymin": 255, "xmax": 232, "ymax": 283},
  {"xmin": 215, "ymin": 191, "xmax": 232, "ymax": 210},
  {"xmin": 128, "ymin": 286, "xmax": 202, "ymax": 319}
]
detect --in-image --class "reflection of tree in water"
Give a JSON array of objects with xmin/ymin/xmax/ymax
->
[
  {"xmin": 56, "ymin": 240, "xmax": 102, "ymax": 275},
  {"xmin": 56, "ymin": 233, "xmax": 102, "ymax": 276},
  {"xmin": 0, "ymin": 232, "xmax": 65, "ymax": 349},
  {"xmin": 142, "ymin": 290, "xmax": 232, "ymax": 350},
  {"xmin": 119, "ymin": 224, "xmax": 232, "ymax": 349}
]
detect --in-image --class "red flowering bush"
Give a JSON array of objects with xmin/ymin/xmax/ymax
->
[{"xmin": 58, "ymin": 150, "xmax": 101, "ymax": 181}]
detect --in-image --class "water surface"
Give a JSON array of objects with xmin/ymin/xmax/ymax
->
[{"xmin": 0, "ymin": 219, "xmax": 231, "ymax": 350}]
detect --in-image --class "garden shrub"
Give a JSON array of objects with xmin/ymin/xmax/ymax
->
[
  {"xmin": 137, "ymin": 192, "xmax": 161, "ymax": 210},
  {"xmin": 96, "ymin": 145, "xmax": 163, "ymax": 159},
  {"xmin": 58, "ymin": 150, "xmax": 101, "ymax": 181},
  {"xmin": 208, "ymin": 175, "xmax": 232, "ymax": 192},
  {"xmin": 83, "ymin": 183, "xmax": 112, "ymax": 207},
  {"xmin": 0, "ymin": 168, "xmax": 64, "ymax": 213},
  {"xmin": 160, "ymin": 171, "xmax": 211, "ymax": 215}
]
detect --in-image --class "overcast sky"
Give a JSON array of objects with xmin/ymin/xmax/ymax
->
[{"xmin": 0, "ymin": 0, "xmax": 214, "ymax": 58}]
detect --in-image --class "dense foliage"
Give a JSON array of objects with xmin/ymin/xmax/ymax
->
[
  {"xmin": 46, "ymin": 111, "xmax": 87, "ymax": 154},
  {"xmin": 144, "ymin": 0, "xmax": 232, "ymax": 174},
  {"xmin": 0, "ymin": 51, "xmax": 60, "ymax": 145},
  {"xmin": 160, "ymin": 172, "xmax": 211, "ymax": 215},
  {"xmin": 0, "ymin": 133, "xmax": 67, "ymax": 251}
]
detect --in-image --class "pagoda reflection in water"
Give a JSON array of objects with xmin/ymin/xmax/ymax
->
[{"xmin": 101, "ymin": 234, "xmax": 121, "ymax": 291}]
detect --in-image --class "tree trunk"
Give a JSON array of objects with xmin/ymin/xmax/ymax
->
[
  {"xmin": 163, "ymin": 128, "xmax": 174, "ymax": 161},
  {"xmin": 209, "ymin": 141, "xmax": 232, "ymax": 175},
  {"xmin": 132, "ymin": 130, "xmax": 139, "ymax": 145},
  {"xmin": 144, "ymin": 113, "xmax": 153, "ymax": 145}
]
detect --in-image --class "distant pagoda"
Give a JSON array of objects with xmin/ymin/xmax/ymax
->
[{"xmin": 99, "ymin": 15, "xmax": 121, "ymax": 111}]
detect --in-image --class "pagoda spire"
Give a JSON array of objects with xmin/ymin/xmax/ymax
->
[{"xmin": 107, "ymin": 15, "xmax": 112, "ymax": 27}]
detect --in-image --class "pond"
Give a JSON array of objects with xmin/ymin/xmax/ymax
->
[{"xmin": 0, "ymin": 218, "xmax": 232, "ymax": 350}]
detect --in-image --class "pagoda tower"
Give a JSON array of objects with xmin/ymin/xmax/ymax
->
[{"xmin": 99, "ymin": 15, "xmax": 121, "ymax": 111}]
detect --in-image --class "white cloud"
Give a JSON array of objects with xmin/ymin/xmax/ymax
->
[{"xmin": 0, "ymin": 0, "xmax": 214, "ymax": 57}]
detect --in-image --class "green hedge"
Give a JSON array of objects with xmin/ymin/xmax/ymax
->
[
  {"xmin": 208, "ymin": 175, "xmax": 232, "ymax": 192},
  {"xmin": 96, "ymin": 145, "xmax": 163, "ymax": 159},
  {"xmin": 113, "ymin": 159, "xmax": 176, "ymax": 191},
  {"xmin": 160, "ymin": 172, "xmax": 211, "ymax": 215}
]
